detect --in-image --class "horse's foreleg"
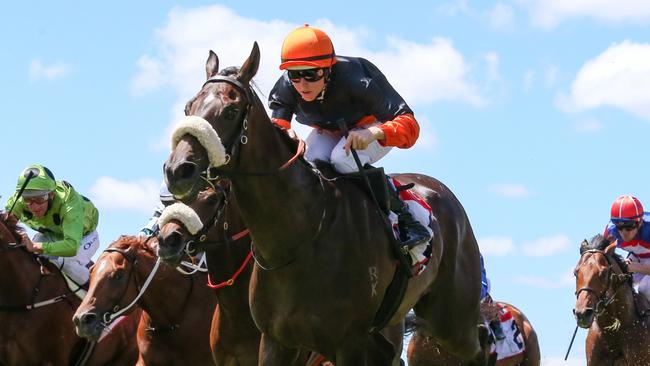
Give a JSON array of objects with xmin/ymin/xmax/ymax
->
[{"xmin": 258, "ymin": 333, "xmax": 300, "ymax": 366}]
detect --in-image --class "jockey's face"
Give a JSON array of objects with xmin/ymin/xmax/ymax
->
[
  {"xmin": 290, "ymin": 68, "xmax": 326, "ymax": 102},
  {"xmin": 618, "ymin": 222, "xmax": 640, "ymax": 242},
  {"xmin": 24, "ymin": 192, "xmax": 52, "ymax": 218}
]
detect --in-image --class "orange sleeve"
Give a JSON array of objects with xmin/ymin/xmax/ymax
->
[
  {"xmin": 271, "ymin": 117, "xmax": 291, "ymax": 130},
  {"xmin": 377, "ymin": 113, "xmax": 420, "ymax": 148}
]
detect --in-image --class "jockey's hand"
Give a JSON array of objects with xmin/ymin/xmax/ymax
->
[
  {"xmin": 343, "ymin": 126, "xmax": 385, "ymax": 155},
  {"xmin": 20, "ymin": 234, "xmax": 43, "ymax": 254},
  {"xmin": 286, "ymin": 128, "xmax": 299, "ymax": 141}
]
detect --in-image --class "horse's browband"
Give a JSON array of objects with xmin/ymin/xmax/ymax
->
[{"xmin": 203, "ymin": 75, "xmax": 252, "ymax": 103}]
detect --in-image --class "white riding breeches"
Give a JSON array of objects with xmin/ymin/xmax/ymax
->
[
  {"xmin": 33, "ymin": 230, "xmax": 100, "ymax": 285},
  {"xmin": 304, "ymin": 123, "xmax": 392, "ymax": 173}
]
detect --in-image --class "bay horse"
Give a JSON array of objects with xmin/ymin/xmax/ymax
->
[
  {"xmin": 73, "ymin": 235, "xmax": 217, "ymax": 365},
  {"xmin": 0, "ymin": 211, "xmax": 139, "ymax": 365},
  {"xmin": 161, "ymin": 43, "xmax": 490, "ymax": 365},
  {"xmin": 407, "ymin": 301, "xmax": 540, "ymax": 366},
  {"xmin": 157, "ymin": 184, "xmax": 405, "ymax": 365},
  {"xmin": 574, "ymin": 234, "xmax": 650, "ymax": 365}
]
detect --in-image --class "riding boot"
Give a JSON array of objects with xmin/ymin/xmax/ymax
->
[
  {"xmin": 489, "ymin": 319, "xmax": 506, "ymax": 340},
  {"xmin": 387, "ymin": 179, "xmax": 433, "ymax": 264}
]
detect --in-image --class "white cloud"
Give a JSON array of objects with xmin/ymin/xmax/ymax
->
[
  {"xmin": 488, "ymin": 3, "xmax": 515, "ymax": 29},
  {"xmin": 130, "ymin": 55, "xmax": 166, "ymax": 96},
  {"xmin": 133, "ymin": 4, "xmax": 487, "ymax": 149},
  {"xmin": 514, "ymin": 269, "xmax": 574, "ymax": 289},
  {"xmin": 89, "ymin": 177, "xmax": 159, "ymax": 213},
  {"xmin": 559, "ymin": 41, "xmax": 650, "ymax": 121},
  {"xmin": 489, "ymin": 184, "xmax": 529, "ymax": 198},
  {"xmin": 523, "ymin": 0, "xmax": 650, "ymax": 28},
  {"xmin": 29, "ymin": 60, "xmax": 69, "ymax": 82},
  {"xmin": 573, "ymin": 118, "xmax": 604, "ymax": 132},
  {"xmin": 478, "ymin": 236, "xmax": 515, "ymax": 256},
  {"xmin": 522, "ymin": 234, "xmax": 571, "ymax": 256}
]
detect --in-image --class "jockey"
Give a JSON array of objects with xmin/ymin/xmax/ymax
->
[
  {"xmin": 480, "ymin": 254, "xmax": 506, "ymax": 340},
  {"xmin": 604, "ymin": 195, "xmax": 650, "ymax": 301},
  {"xmin": 139, "ymin": 181, "xmax": 175, "ymax": 237},
  {"xmin": 269, "ymin": 24, "xmax": 432, "ymax": 267},
  {"xmin": 4, "ymin": 164, "xmax": 99, "ymax": 290}
]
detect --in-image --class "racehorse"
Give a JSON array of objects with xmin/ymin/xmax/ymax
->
[
  {"xmin": 0, "ymin": 211, "xmax": 139, "ymax": 365},
  {"xmin": 157, "ymin": 184, "xmax": 405, "ymax": 365},
  {"xmin": 574, "ymin": 234, "xmax": 650, "ymax": 365},
  {"xmin": 407, "ymin": 302, "xmax": 540, "ymax": 366},
  {"xmin": 161, "ymin": 43, "xmax": 491, "ymax": 365},
  {"xmin": 73, "ymin": 235, "xmax": 217, "ymax": 365}
]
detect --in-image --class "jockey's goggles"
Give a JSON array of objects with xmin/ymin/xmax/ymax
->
[
  {"xmin": 23, "ymin": 194, "xmax": 49, "ymax": 206},
  {"xmin": 288, "ymin": 68, "xmax": 326, "ymax": 83},
  {"xmin": 615, "ymin": 221, "xmax": 639, "ymax": 231}
]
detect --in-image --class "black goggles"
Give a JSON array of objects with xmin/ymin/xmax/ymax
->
[
  {"xmin": 287, "ymin": 68, "xmax": 326, "ymax": 82},
  {"xmin": 615, "ymin": 221, "xmax": 639, "ymax": 231}
]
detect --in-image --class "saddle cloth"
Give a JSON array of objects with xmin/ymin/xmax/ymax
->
[{"xmin": 488, "ymin": 305, "xmax": 526, "ymax": 361}]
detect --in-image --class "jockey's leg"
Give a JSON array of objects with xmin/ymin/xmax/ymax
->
[
  {"xmin": 35, "ymin": 231, "xmax": 100, "ymax": 287},
  {"xmin": 305, "ymin": 128, "xmax": 340, "ymax": 164}
]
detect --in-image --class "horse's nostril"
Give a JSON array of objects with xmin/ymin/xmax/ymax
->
[
  {"xmin": 80, "ymin": 312, "xmax": 98, "ymax": 325},
  {"xmin": 176, "ymin": 162, "xmax": 198, "ymax": 180}
]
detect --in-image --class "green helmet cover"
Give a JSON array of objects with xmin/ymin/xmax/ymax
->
[{"xmin": 16, "ymin": 164, "xmax": 56, "ymax": 193}]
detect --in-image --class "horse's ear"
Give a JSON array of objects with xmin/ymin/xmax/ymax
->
[
  {"xmin": 579, "ymin": 239, "xmax": 589, "ymax": 254},
  {"xmin": 238, "ymin": 42, "xmax": 260, "ymax": 84},
  {"xmin": 206, "ymin": 50, "xmax": 219, "ymax": 80},
  {"xmin": 605, "ymin": 241, "xmax": 617, "ymax": 254}
]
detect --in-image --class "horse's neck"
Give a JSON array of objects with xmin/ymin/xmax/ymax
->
[
  {"xmin": 0, "ymin": 250, "xmax": 59, "ymax": 303},
  {"xmin": 206, "ymin": 235, "xmax": 251, "ymax": 315},
  {"xmin": 597, "ymin": 282, "xmax": 638, "ymax": 330},
  {"xmin": 137, "ymin": 254, "xmax": 193, "ymax": 323},
  {"xmin": 233, "ymin": 105, "xmax": 327, "ymax": 246}
]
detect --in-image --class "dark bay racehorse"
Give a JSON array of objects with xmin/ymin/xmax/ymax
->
[
  {"xmin": 73, "ymin": 235, "xmax": 217, "ymax": 365},
  {"xmin": 156, "ymin": 184, "xmax": 263, "ymax": 366},
  {"xmin": 574, "ymin": 234, "xmax": 650, "ymax": 365},
  {"xmin": 162, "ymin": 43, "xmax": 489, "ymax": 365},
  {"xmin": 407, "ymin": 302, "xmax": 540, "ymax": 366},
  {"xmin": 0, "ymin": 212, "xmax": 139, "ymax": 365},
  {"xmin": 157, "ymin": 184, "xmax": 404, "ymax": 365}
]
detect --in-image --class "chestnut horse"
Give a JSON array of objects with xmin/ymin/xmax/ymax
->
[
  {"xmin": 73, "ymin": 235, "xmax": 217, "ymax": 365},
  {"xmin": 162, "ymin": 44, "xmax": 490, "ymax": 366},
  {"xmin": 574, "ymin": 234, "xmax": 650, "ymax": 365},
  {"xmin": 407, "ymin": 302, "xmax": 540, "ymax": 366},
  {"xmin": 157, "ymin": 184, "xmax": 405, "ymax": 365},
  {"xmin": 0, "ymin": 212, "xmax": 139, "ymax": 365}
]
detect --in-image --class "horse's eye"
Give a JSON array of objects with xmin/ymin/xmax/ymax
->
[
  {"xmin": 224, "ymin": 107, "xmax": 239, "ymax": 120},
  {"xmin": 112, "ymin": 270, "xmax": 124, "ymax": 281}
]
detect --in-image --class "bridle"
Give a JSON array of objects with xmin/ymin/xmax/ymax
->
[
  {"xmin": 188, "ymin": 74, "xmax": 304, "ymax": 182},
  {"xmin": 575, "ymin": 249, "xmax": 632, "ymax": 316}
]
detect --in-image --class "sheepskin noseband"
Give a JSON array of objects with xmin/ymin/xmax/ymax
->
[
  {"xmin": 171, "ymin": 116, "xmax": 227, "ymax": 167},
  {"xmin": 158, "ymin": 202, "xmax": 204, "ymax": 235}
]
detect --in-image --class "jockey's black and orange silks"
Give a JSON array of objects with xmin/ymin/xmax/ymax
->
[{"xmin": 269, "ymin": 56, "xmax": 420, "ymax": 148}]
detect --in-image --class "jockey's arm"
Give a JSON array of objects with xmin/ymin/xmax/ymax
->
[
  {"xmin": 40, "ymin": 204, "xmax": 84, "ymax": 257},
  {"xmin": 627, "ymin": 261, "xmax": 650, "ymax": 276}
]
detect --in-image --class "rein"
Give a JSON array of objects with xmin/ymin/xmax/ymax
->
[
  {"xmin": 0, "ymin": 243, "xmax": 68, "ymax": 312},
  {"xmin": 195, "ymin": 75, "xmax": 305, "ymax": 180}
]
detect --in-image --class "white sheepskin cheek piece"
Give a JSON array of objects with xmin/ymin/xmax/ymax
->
[
  {"xmin": 158, "ymin": 203, "xmax": 204, "ymax": 235},
  {"xmin": 171, "ymin": 116, "xmax": 227, "ymax": 167}
]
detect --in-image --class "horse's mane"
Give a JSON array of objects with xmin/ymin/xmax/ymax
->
[
  {"xmin": 581, "ymin": 234, "xmax": 628, "ymax": 272},
  {"xmin": 109, "ymin": 235, "xmax": 157, "ymax": 258},
  {"xmin": 219, "ymin": 66, "xmax": 304, "ymax": 162},
  {"xmin": 0, "ymin": 212, "xmax": 25, "ymax": 243}
]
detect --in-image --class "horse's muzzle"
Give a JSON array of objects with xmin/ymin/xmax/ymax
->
[
  {"xmin": 164, "ymin": 160, "xmax": 200, "ymax": 201},
  {"xmin": 73, "ymin": 311, "xmax": 103, "ymax": 340},
  {"xmin": 574, "ymin": 307, "xmax": 595, "ymax": 328},
  {"xmin": 157, "ymin": 230, "xmax": 186, "ymax": 266}
]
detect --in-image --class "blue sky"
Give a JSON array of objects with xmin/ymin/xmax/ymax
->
[{"xmin": 3, "ymin": 1, "xmax": 650, "ymax": 364}]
